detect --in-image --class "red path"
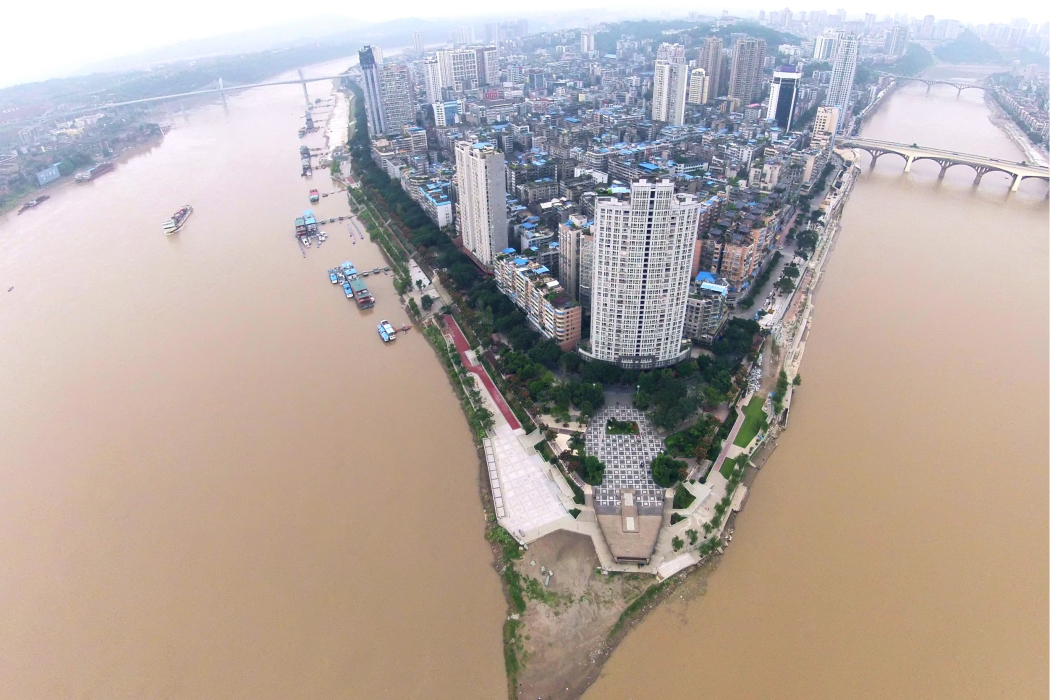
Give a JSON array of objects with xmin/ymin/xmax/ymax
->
[{"xmin": 443, "ymin": 315, "xmax": 521, "ymax": 430}]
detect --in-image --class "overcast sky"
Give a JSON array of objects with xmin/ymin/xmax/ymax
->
[{"xmin": 1, "ymin": 0, "xmax": 1047, "ymax": 88}]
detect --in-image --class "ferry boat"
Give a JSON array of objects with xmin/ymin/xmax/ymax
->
[
  {"xmin": 340, "ymin": 261, "xmax": 357, "ymax": 277},
  {"xmin": 309, "ymin": 189, "xmax": 319, "ymax": 202},
  {"xmin": 329, "ymin": 270, "xmax": 339, "ymax": 284},
  {"xmin": 381, "ymin": 320, "xmax": 397, "ymax": 337},
  {"xmin": 162, "ymin": 205, "xmax": 193, "ymax": 235}
]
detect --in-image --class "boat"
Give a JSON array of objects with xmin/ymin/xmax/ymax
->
[
  {"xmin": 340, "ymin": 261, "xmax": 357, "ymax": 276},
  {"xmin": 74, "ymin": 162, "xmax": 114, "ymax": 183},
  {"xmin": 309, "ymin": 189, "xmax": 319, "ymax": 202},
  {"xmin": 372, "ymin": 267, "xmax": 381, "ymax": 274},
  {"xmin": 17, "ymin": 195, "xmax": 50, "ymax": 214},
  {"xmin": 350, "ymin": 278, "xmax": 375, "ymax": 308},
  {"xmin": 361, "ymin": 271, "xmax": 370, "ymax": 277},
  {"xmin": 162, "ymin": 205, "xmax": 193, "ymax": 235},
  {"xmin": 329, "ymin": 270, "xmax": 339, "ymax": 284},
  {"xmin": 381, "ymin": 320, "xmax": 397, "ymax": 338},
  {"xmin": 343, "ymin": 281, "xmax": 354, "ymax": 299}
]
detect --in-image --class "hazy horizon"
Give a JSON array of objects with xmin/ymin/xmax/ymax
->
[{"xmin": 1, "ymin": 0, "xmax": 1048, "ymax": 89}]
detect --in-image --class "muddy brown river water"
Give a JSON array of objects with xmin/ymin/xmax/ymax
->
[
  {"xmin": 586, "ymin": 68, "xmax": 1048, "ymax": 699},
  {"xmin": 0, "ymin": 65, "xmax": 506, "ymax": 699}
]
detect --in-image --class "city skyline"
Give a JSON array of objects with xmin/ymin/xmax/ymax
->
[{"xmin": 0, "ymin": 3, "xmax": 1047, "ymax": 88}]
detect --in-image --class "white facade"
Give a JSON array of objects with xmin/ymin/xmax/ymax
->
[
  {"xmin": 652, "ymin": 60, "xmax": 688, "ymax": 125},
  {"xmin": 437, "ymin": 49, "xmax": 479, "ymax": 90},
  {"xmin": 584, "ymin": 179, "xmax": 697, "ymax": 369},
  {"xmin": 813, "ymin": 30, "xmax": 841, "ymax": 60},
  {"xmin": 423, "ymin": 58, "xmax": 442, "ymax": 103},
  {"xmin": 813, "ymin": 105, "xmax": 840, "ymax": 145},
  {"xmin": 656, "ymin": 42, "xmax": 686, "ymax": 64},
  {"xmin": 687, "ymin": 67, "xmax": 709, "ymax": 105},
  {"xmin": 825, "ymin": 35, "xmax": 858, "ymax": 112},
  {"xmin": 454, "ymin": 141, "xmax": 508, "ymax": 269},
  {"xmin": 378, "ymin": 64, "xmax": 415, "ymax": 134},
  {"xmin": 580, "ymin": 31, "xmax": 595, "ymax": 53}
]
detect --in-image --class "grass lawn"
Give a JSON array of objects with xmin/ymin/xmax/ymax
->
[
  {"xmin": 719, "ymin": 456, "xmax": 737, "ymax": 478},
  {"xmin": 733, "ymin": 395, "xmax": 769, "ymax": 448}
]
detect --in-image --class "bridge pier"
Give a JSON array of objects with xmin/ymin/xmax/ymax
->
[
  {"xmin": 218, "ymin": 78, "xmax": 227, "ymax": 108},
  {"xmin": 1011, "ymin": 174, "xmax": 1023, "ymax": 192},
  {"xmin": 973, "ymin": 170, "xmax": 985, "ymax": 185},
  {"xmin": 938, "ymin": 162, "xmax": 949, "ymax": 179},
  {"xmin": 298, "ymin": 69, "xmax": 310, "ymax": 106},
  {"xmin": 904, "ymin": 155, "xmax": 914, "ymax": 173}
]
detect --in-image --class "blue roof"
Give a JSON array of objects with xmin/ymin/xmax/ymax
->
[
  {"xmin": 502, "ymin": 247, "xmax": 517, "ymax": 254},
  {"xmin": 534, "ymin": 266, "xmax": 549, "ymax": 274},
  {"xmin": 695, "ymin": 271, "xmax": 718, "ymax": 283},
  {"xmin": 522, "ymin": 222, "xmax": 536, "ymax": 229},
  {"xmin": 514, "ymin": 257, "xmax": 529, "ymax": 266}
]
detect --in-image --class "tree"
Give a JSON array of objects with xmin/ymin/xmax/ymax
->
[
  {"xmin": 651, "ymin": 453, "xmax": 688, "ymax": 488},
  {"xmin": 793, "ymin": 374, "xmax": 802, "ymax": 386},
  {"xmin": 672, "ymin": 536, "xmax": 684, "ymax": 552},
  {"xmin": 421, "ymin": 294, "xmax": 434, "ymax": 311},
  {"xmin": 686, "ymin": 529, "xmax": 698, "ymax": 546},
  {"xmin": 581, "ymin": 455, "xmax": 605, "ymax": 484}
]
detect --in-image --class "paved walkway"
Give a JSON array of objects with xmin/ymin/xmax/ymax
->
[
  {"xmin": 443, "ymin": 315, "xmax": 521, "ymax": 429},
  {"xmin": 712, "ymin": 400, "xmax": 747, "ymax": 474}
]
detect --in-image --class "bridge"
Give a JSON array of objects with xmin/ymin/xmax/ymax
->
[
  {"xmin": 882, "ymin": 74, "xmax": 988, "ymax": 95},
  {"xmin": 839, "ymin": 137, "xmax": 1050, "ymax": 191},
  {"xmin": 12, "ymin": 70, "xmax": 350, "ymax": 126}
]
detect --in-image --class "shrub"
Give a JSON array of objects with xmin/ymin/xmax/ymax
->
[{"xmin": 651, "ymin": 453, "xmax": 688, "ymax": 488}]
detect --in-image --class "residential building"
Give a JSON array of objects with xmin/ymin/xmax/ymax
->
[
  {"xmin": 884, "ymin": 24, "xmax": 909, "ymax": 57},
  {"xmin": 652, "ymin": 60, "xmax": 688, "ymax": 125},
  {"xmin": 812, "ymin": 105, "xmax": 840, "ymax": 146},
  {"xmin": 825, "ymin": 35, "xmax": 858, "ymax": 112},
  {"xmin": 557, "ymin": 213, "xmax": 591, "ymax": 304},
  {"xmin": 494, "ymin": 254, "xmax": 583, "ymax": 350},
  {"xmin": 583, "ymin": 179, "xmax": 697, "ymax": 369},
  {"xmin": 683, "ymin": 275, "xmax": 729, "ymax": 345},
  {"xmin": 475, "ymin": 46, "xmax": 500, "ymax": 87},
  {"xmin": 813, "ymin": 30, "xmax": 841, "ymax": 60},
  {"xmin": 728, "ymin": 38, "xmax": 767, "ymax": 106},
  {"xmin": 766, "ymin": 67, "xmax": 802, "ymax": 131},
  {"xmin": 437, "ymin": 49, "xmax": 479, "ymax": 91},
  {"xmin": 921, "ymin": 15, "xmax": 936, "ymax": 39},
  {"xmin": 413, "ymin": 31, "xmax": 425, "ymax": 53},
  {"xmin": 687, "ymin": 68, "xmax": 710, "ymax": 105},
  {"xmin": 432, "ymin": 100, "xmax": 460, "ymax": 127},
  {"xmin": 656, "ymin": 42, "xmax": 686, "ymax": 64},
  {"xmin": 580, "ymin": 31, "xmax": 595, "ymax": 54},
  {"xmin": 454, "ymin": 141, "xmax": 508, "ymax": 269},
  {"xmin": 359, "ymin": 46, "xmax": 415, "ymax": 136},
  {"xmin": 423, "ymin": 58, "xmax": 442, "ymax": 104},
  {"xmin": 697, "ymin": 37, "xmax": 725, "ymax": 99}
]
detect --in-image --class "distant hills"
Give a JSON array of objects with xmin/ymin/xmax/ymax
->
[{"xmin": 934, "ymin": 30, "xmax": 1002, "ymax": 65}]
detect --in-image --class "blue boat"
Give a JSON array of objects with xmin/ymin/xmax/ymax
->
[
  {"xmin": 340, "ymin": 260, "xmax": 357, "ymax": 276},
  {"xmin": 343, "ymin": 282, "xmax": 354, "ymax": 298},
  {"xmin": 329, "ymin": 270, "xmax": 339, "ymax": 284},
  {"xmin": 377, "ymin": 324, "xmax": 390, "ymax": 342}
]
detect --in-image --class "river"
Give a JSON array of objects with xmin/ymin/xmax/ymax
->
[
  {"xmin": 0, "ymin": 62, "xmax": 507, "ymax": 699},
  {"xmin": 585, "ymin": 68, "xmax": 1049, "ymax": 698}
]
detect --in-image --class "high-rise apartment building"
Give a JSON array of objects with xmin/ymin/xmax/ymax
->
[
  {"xmin": 687, "ymin": 68, "xmax": 710, "ymax": 105},
  {"xmin": 651, "ymin": 60, "xmax": 688, "ymax": 125},
  {"xmin": 359, "ymin": 46, "xmax": 414, "ymax": 136},
  {"xmin": 437, "ymin": 49, "xmax": 479, "ymax": 91},
  {"xmin": 422, "ymin": 58, "xmax": 442, "ymax": 104},
  {"xmin": 697, "ymin": 37, "xmax": 724, "ymax": 98},
  {"xmin": 412, "ymin": 31, "xmax": 425, "ymax": 53},
  {"xmin": 474, "ymin": 46, "xmax": 499, "ymax": 86},
  {"xmin": 825, "ymin": 35, "xmax": 858, "ymax": 112},
  {"xmin": 766, "ymin": 67, "xmax": 802, "ymax": 130},
  {"xmin": 454, "ymin": 141, "xmax": 508, "ymax": 269},
  {"xmin": 583, "ymin": 179, "xmax": 697, "ymax": 369},
  {"xmin": 884, "ymin": 24, "xmax": 909, "ymax": 57},
  {"xmin": 921, "ymin": 15, "xmax": 936, "ymax": 39},
  {"xmin": 728, "ymin": 38, "xmax": 767, "ymax": 105},
  {"xmin": 580, "ymin": 31, "xmax": 595, "ymax": 54},
  {"xmin": 813, "ymin": 30, "xmax": 841, "ymax": 60},
  {"xmin": 656, "ymin": 42, "xmax": 686, "ymax": 64}
]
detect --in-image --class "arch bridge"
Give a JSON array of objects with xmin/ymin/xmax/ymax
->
[
  {"xmin": 839, "ymin": 137, "xmax": 1050, "ymax": 192},
  {"xmin": 883, "ymin": 74, "xmax": 988, "ymax": 95}
]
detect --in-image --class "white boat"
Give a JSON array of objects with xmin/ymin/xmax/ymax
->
[
  {"xmin": 381, "ymin": 320, "xmax": 397, "ymax": 340},
  {"xmin": 162, "ymin": 205, "xmax": 193, "ymax": 235}
]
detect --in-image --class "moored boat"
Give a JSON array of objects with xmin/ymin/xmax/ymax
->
[
  {"xmin": 309, "ymin": 189, "xmax": 319, "ymax": 203},
  {"xmin": 329, "ymin": 270, "xmax": 339, "ymax": 284},
  {"xmin": 343, "ymin": 281, "xmax": 354, "ymax": 298},
  {"xmin": 381, "ymin": 320, "xmax": 397, "ymax": 339}
]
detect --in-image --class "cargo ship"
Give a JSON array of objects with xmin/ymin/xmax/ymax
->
[
  {"xmin": 162, "ymin": 205, "xmax": 193, "ymax": 235},
  {"xmin": 309, "ymin": 189, "xmax": 319, "ymax": 203},
  {"xmin": 74, "ymin": 162, "xmax": 114, "ymax": 183},
  {"xmin": 17, "ymin": 195, "xmax": 50, "ymax": 214}
]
